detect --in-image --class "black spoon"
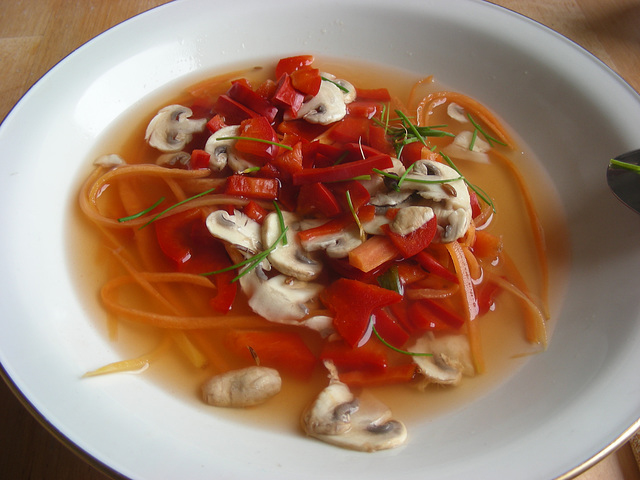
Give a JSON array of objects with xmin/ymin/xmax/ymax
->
[{"xmin": 607, "ymin": 150, "xmax": 640, "ymax": 215}]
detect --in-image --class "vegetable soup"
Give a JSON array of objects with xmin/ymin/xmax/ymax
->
[{"xmin": 70, "ymin": 55, "xmax": 569, "ymax": 451}]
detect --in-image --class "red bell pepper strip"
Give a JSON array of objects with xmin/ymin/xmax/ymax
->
[
  {"xmin": 342, "ymin": 142, "xmax": 388, "ymax": 159},
  {"xmin": 154, "ymin": 209, "xmax": 201, "ymax": 265},
  {"xmin": 414, "ymin": 251, "xmax": 459, "ymax": 284},
  {"xmin": 371, "ymin": 308, "xmax": 410, "ymax": 348},
  {"xmin": 329, "ymin": 179, "xmax": 371, "ymax": 213},
  {"xmin": 347, "ymin": 101, "xmax": 381, "ymax": 119},
  {"xmin": 275, "ymin": 54, "xmax": 315, "ymax": 78},
  {"xmin": 409, "ymin": 299, "xmax": 465, "ymax": 331},
  {"xmin": 228, "ymin": 80, "xmax": 278, "ymax": 122},
  {"xmin": 224, "ymin": 330, "xmax": 317, "ymax": 379},
  {"xmin": 322, "ymin": 278, "xmax": 403, "ymax": 347},
  {"xmin": 296, "ymin": 182, "xmax": 341, "ymax": 218},
  {"xmin": 302, "ymin": 142, "xmax": 344, "ymax": 168},
  {"xmin": 271, "ymin": 141, "xmax": 303, "ymax": 177},
  {"xmin": 234, "ymin": 116, "xmax": 279, "ymax": 162},
  {"xmin": 338, "ymin": 363, "xmax": 417, "ymax": 388},
  {"xmin": 225, "ymin": 175, "xmax": 279, "ymax": 200},
  {"xmin": 320, "ymin": 340, "xmax": 388, "ymax": 374},
  {"xmin": 214, "ymin": 94, "xmax": 258, "ymax": 125},
  {"xmin": 380, "ymin": 215, "xmax": 437, "ymax": 258},
  {"xmin": 476, "ymin": 279, "xmax": 501, "ymax": 315},
  {"xmin": 272, "ymin": 74, "xmax": 305, "ymax": 116},
  {"xmin": 292, "ymin": 154, "xmax": 393, "ymax": 185},
  {"xmin": 297, "ymin": 214, "xmax": 355, "ymax": 244},
  {"xmin": 206, "ymin": 114, "xmax": 227, "ymax": 133},
  {"xmin": 355, "ymin": 87, "xmax": 391, "ymax": 101}
]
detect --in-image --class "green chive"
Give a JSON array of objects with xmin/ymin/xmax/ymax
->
[
  {"xmin": 273, "ymin": 201, "xmax": 288, "ymax": 246},
  {"xmin": 439, "ymin": 152, "xmax": 496, "ymax": 213},
  {"xmin": 118, "ymin": 197, "xmax": 165, "ymax": 222},
  {"xmin": 469, "ymin": 128, "xmax": 478, "ymax": 151},
  {"xmin": 372, "ymin": 324, "xmax": 432, "ymax": 357},
  {"xmin": 345, "ymin": 190, "xmax": 366, "ymax": 242},
  {"xmin": 217, "ymin": 136, "xmax": 293, "ymax": 151},
  {"xmin": 321, "ymin": 76, "xmax": 350, "ymax": 93},
  {"xmin": 466, "ymin": 113, "xmax": 507, "ymax": 147},
  {"xmin": 139, "ymin": 187, "xmax": 216, "ymax": 229},
  {"xmin": 609, "ymin": 158, "xmax": 640, "ymax": 174}
]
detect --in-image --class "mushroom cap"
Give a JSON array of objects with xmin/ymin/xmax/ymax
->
[
  {"xmin": 295, "ymin": 73, "xmax": 355, "ymax": 125},
  {"xmin": 247, "ymin": 274, "xmax": 323, "ymax": 322},
  {"xmin": 204, "ymin": 125, "xmax": 253, "ymax": 172},
  {"xmin": 205, "ymin": 209, "xmax": 263, "ymax": 256},
  {"xmin": 201, "ymin": 366, "xmax": 281, "ymax": 408},
  {"xmin": 262, "ymin": 211, "xmax": 323, "ymax": 281},
  {"xmin": 145, "ymin": 104, "xmax": 206, "ymax": 152},
  {"xmin": 411, "ymin": 332, "xmax": 475, "ymax": 387}
]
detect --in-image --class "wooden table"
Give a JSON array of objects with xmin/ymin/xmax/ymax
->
[{"xmin": 1, "ymin": 1, "xmax": 639, "ymax": 478}]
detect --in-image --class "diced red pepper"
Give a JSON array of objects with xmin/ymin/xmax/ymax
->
[
  {"xmin": 242, "ymin": 200, "xmax": 268, "ymax": 223},
  {"xmin": 476, "ymin": 279, "xmax": 501, "ymax": 315},
  {"xmin": 328, "ymin": 116, "xmax": 371, "ymax": 143},
  {"xmin": 320, "ymin": 340, "xmax": 388, "ymax": 374},
  {"xmin": 214, "ymin": 94, "xmax": 258, "ymax": 125},
  {"xmin": 368, "ymin": 124, "xmax": 394, "ymax": 155},
  {"xmin": 272, "ymin": 74, "xmax": 305, "ymax": 116},
  {"xmin": 225, "ymin": 330, "xmax": 317, "ymax": 379},
  {"xmin": 290, "ymin": 66, "xmax": 322, "ymax": 96},
  {"xmin": 322, "ymin": 278, "xmax": 403, "ymax": 347},
  {"xmin": 225, "ymin": 175, "xmax": 279, "ymax": 200},
  {"xmin": 302, "ymin": 142, "xmax": 344, "ymax": 168},
  {"xmin": 371, "ymin": 308, "xmax": 410, "ymax": 348},
  {"xmin": 154, "ymin": 209, "xmax": 201, "ymax": 265},
  {"xmin": 469, "ymin": 190, "xmax": 482, "ymax": 219},
  {"xmin": 189, "ymin": 149, "xmax": 210, "ymax": 170},
  {"xmin": 296, "ymin": 182, "xmax": 341, "ymax": 218},
  {"xmin": 271, "ymin": 141, "xmax": 303, "ymax": 177},
  {"xmin": 329, "ymin": 179, "xmax": 371, "ymax": 213},
  {"xmin": 277, "ymin": 119, "xmax": 327, "ymax": 143},
  {"xmin": 297, "ymin": 214, "xmax": 354, "ymax": 244},
  {"xmin": 399, "ymin": 141, "xmax": 426, "ymax": 167},
  {"xmin": 234, "ymin": 116, "xmax": 279, "ymax": 162},
  {"xmin": 292, "ymin": 154, "xmax": 393, "ymax": 185},
  {"xmin": 255, "ymin": 78, "xmax": 277, "ymax": 99},
  {"xmin": 347, "ymin": 101, "xmax": 381, "ymax": 119},
  {"xmin": 356, "ymin": 87, "xmax": 391, "ymax": 101},
  {"xmin": 381, "ymin": 215, "xmax": 437, "ymax": 258},
  {"xmin": 228, "ymin": 80, "xmax": 278, "ymax": 122},
  {"xmin": 414, "ymin": 250, "xmax": 459, "ymax": 284},
  {"xmin": 275, "ymin": 55, "xmax": 315, "ymax": 78},
  {"xmin": 206, "ymin": 114, "xmax": 227, "ymax": 133}
]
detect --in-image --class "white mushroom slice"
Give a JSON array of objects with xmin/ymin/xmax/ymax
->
[
  {"xmin": 302, "ymin": 362, "xmax": 407, "ymax": 452},
  {"xmin": 295, "ymin": 74, "xmax": 355, "ymax": 125},
  {"xmin": 447, "ymin": 102, "xmax": 469, "ymax": 123},
  {"xmin": 299, "ymin": 224, "xmax": 363, "ymax": 258},
  {"xmin": 203, "ymin": 125, "xmax": 253, "ymax": 172},
  {"xmin": 94, "ymin": 154, "xmax": 126, "ymax": 167},
  {"xmin": 320, "ymin": 72, "xmax": 357, "ymax": 103},
  {"xmin": 362, "ymin": 214, "xmax": 392, "ymax": 236},
  {"xmin": 206, "ymin": 209, "xmax": 263, "ymax": 256},
  {"xmin": 442, "ymin": 130, "xmax": 491, "ymax": 164},
  {"xmin": 410, "ymin": 333, "xmax": 475, "ymax": 387},
  {"xmin": 262, "ymin": 211, "xmax": 323, "ymax": 281},
  {"xmin": 300, "ymin": 315, "xmax": 335, "ymax": 337},
  {"xmin": 248, "ymin": 274, "xmax": 323, "ymax": 322},
  {"xmin": 145, "ymin": 104, "xmax": 207, "ymax": 152},
  {"xmin": 201, "ymin": 366, "xmax": 281, "ymax": 408},
  {"xmin": 156, "ymin": 151, "xmax": 190, "ymax": 167},
  {"xmin": 400, "ymin": 159, "xmax": 472, "ymax": 242},
  {"xmin": 389, "ymin": 206, "xmax": 435, "ymax": 236}
]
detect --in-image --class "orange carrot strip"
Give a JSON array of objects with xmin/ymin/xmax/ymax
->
[{"xmin": 348, "ymin": 235, "xmax": 399, "ymax": 272}]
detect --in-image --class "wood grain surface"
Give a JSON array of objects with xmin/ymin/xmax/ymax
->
[{"xmin": 1, "ymin": 1, "xmax": 639, "ymax": 478}]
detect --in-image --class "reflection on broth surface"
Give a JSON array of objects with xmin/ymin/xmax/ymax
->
[{"xmin": 69, "ymin": 55, "xmax": 569, "ymax": 450}]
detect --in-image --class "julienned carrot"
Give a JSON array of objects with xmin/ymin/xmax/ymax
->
[
  {"xmin": 472, "ymin": 230, "xmax": 503, "ymax": 260},
  {"xmin": 417, "ymin": 90, "xmax": 514, "ymax": 147},
  {"xmin": 348, "ymin": 235, "xmax": 400, "ymax": 272}
]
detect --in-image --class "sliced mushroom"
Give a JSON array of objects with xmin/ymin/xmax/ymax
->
[
  {"xmin": 201, "ymin": 366, "xmax": 281, "ymax": 407},
  {"xmin": 248, "ymin": 274, "xmax": 324, "ymax": 322},
  {"xmin": 262, "ymin": 211, "xmax": 323, "ymax": 281},
  {"xmin": 299, "ymin": 223, "xmax": 363, "ymax": 258},
  {"xmin": 204, "ymin": 125, "xmax": 254, "ymax": 172},
  {"xmin": 205, "ymin": 209, "xmax": 263, "ymax": 257},
  {"xmin": 399, "ymin": 159, "xmax": 472, "ymax": 242},
  {"xmin": 447, "ymin": 102, "xmax": 469, "ymax": 123},
  {"xmin": 410, "ymin": 332, "xmax": 475, "ymax": 387},
  {"xmin": 302, "ymin": 361, "xmax": 407, "ymax": 452},
  {"xmin": 145, "ymin": 105, "xmax": 207, "ymax": 152},
  {"xmin": 156, "ymin": 151, "xmax": 191, "ymax": 167},
  {"xmin": 94, "ymin": 154, "xmax": 125, "ymax": 167},
  {"xmin": 295, "ymin": 73, "xmax": 355, "ymax": 125},
  {"xmin": 389, "ymin": 206, "xmax": 435, "ymax": 236},
  {"xmin": 442, "ymin": 130, "xmax": 491, "ymax": 164}
]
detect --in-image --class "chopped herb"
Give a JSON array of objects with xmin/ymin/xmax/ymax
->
[
  {"xmin": 239, "ymin": 166, "xmax": 261, "ymax": 174},
  {"xmin": 469, "ymin": 128, "xmax": 478, "ymax": 151},
  {"xmin": 321, "ymin": 76, "xmax": 349, "ymax": 93},
  {"xmin": 439, "ymin": 152, "xmax": 496, "ymax": 212},
  {"xmin": 217, "ymin": 136, "xmax": 293, "ymax": 151},
  {"xmin": 118, "ymin": 197, "xmax": 165, "ymax": 223},
  {"xmin": 609, "ymin": 158, "xmax": 640, "ymax": 174},
  {"xmin": 201, "ymin": 227, "xmax": 289, "ymax": 282},
  {"xmin": 466, "ymin": 113, "xmax": 507, "ymax": 147},
  {"xmin": 372, "ymin": 324, "xmax": 432, "ymax": 357},
  {"xmin": 139, "ymin": 188, "xmax": 216, "ymax": 229},
  {"xmin": 376, "ymin": 265, "xmax": 404, "ymax": 295},
  {"xmin": 272, "ymin": 201, "xmax": 288, "ymax": 246},
  {"xmin": 345, "ymin": 190, "xmax": 366, "ymax": 242}
]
